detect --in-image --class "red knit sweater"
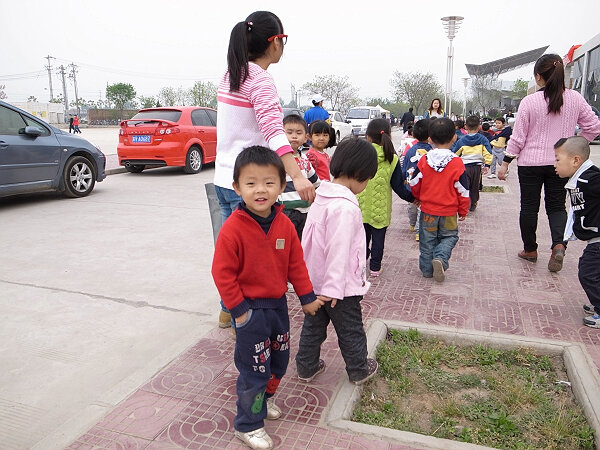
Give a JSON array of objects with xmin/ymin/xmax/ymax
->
[{"xmin": 211, "ymin": 206, "xmax": 316, "ymax": 318}]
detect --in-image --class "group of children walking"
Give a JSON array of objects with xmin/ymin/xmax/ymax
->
[{"xmin": 211, "ymin": 109, "xmax": 600, "ymax": 450}]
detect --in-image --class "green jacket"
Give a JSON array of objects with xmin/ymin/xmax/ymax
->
[{"xmin": 357, "ymin": 144, "xmax": 398, "ymax": 228}]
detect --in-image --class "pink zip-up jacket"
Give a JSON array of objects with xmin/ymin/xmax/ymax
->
[
  {"xmin": 506, "ymin": 89, "xmax": 600, "ymax": 166},
  {"xmin": 301, "ymin": 181, "xmax": 370, "ymax": 300}
]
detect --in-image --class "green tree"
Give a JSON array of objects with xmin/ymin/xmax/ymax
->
[
  {"xmin": 106, "ymin": 83, "xmax": 136, "ymax": 119},
  {"xmin": 390, "ymin": 71, "xmax": 443, "ymax": 115},
  {"xmin": 50, "ymin": 94, "xmax": 64, "ymax": 104},
  {"xmin": 139, "ymin": 95, "xmax": 156, "ymax": 108},
  {"xmin": 511, "ymin": 78, "xmax": 528, "ymax": 100},
  {"xmin": 158, "ymin": 87, "xmax": 177, "ymax": 106},
  {"xmin": 302, "ymin": 75, "xmax": 360, "ymax": 114}
]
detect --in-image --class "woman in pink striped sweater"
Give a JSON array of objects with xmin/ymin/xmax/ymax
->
[{"xmin": 498, "ymin": 54, "xmax": 600, "ymax": 272}]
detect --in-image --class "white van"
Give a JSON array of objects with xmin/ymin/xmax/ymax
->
[{"xmin": 346, "ymin": 106, "xmax": 381, "ymax": 136}]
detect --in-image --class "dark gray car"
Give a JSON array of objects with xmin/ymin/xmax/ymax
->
[{"xmin": 0, "ymin": 101, "xmax": 106, "ymax": 198}]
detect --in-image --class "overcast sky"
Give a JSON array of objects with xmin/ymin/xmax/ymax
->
[{"xmin": 2, "ymin": 0, "xmax": 599, "ymax": 111}]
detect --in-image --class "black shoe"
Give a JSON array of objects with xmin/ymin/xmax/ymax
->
[
  {"xmin": 353, "ymin": 358, "xmax": 379, "ymax": 385},
  {"xmin": 298, "ymin": 359, "xmax": 326, "ymax": 383}
]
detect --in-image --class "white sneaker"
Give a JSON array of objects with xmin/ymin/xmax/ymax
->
[
  {"xmin": 432, "ymin": 259, "xmax": 445, "ymax": 282},
  {"xmin": 266, "ymin": 397, "xmax": 282, "ymax": 420},
  {"xmin": 235, "ymin": 427, "xmax": 273, "ymax": 449},
  {"xmin": 487, "ymin": 173, "xmax": 496, "ymax": 179}
]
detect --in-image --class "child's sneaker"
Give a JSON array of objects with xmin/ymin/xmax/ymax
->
[
  {"xmin": 487, "ymin": 173, "xmax": 497, "ymax": 179},
  {"xmin": 235, "ymin": 427, "xmax": 273, "ymax": 449},
  {"xmin": 583, "ymin": 304, "xmax": 599, "ymax": 315},
  {"xmin": 432, "ymin": 259, "xmax": 445, "ymax": 282},
  {"xmin": 298, "ymin": 359, "xmax": 326, "ymax": 383},
  {"xmin": 266, "ymin": 398, "xmax": 282, "ymax": 420},
  {"xmin": 370, "ymin": 268, "xmax": 382, "ymax": 278},
  {"xmin": 415, "ymin": 233, "xmax": 419, "ymax": 242},
  {"xmin": 353, "ymin": 358, "xmax": 379, "ymax": 385},
  {"xmin": 583, "ymin": 314, "xmax": 600, "ymax": 329},
  {"xmin": 410, "ymin": 225, "xmax": 415, "ymax": 232}
]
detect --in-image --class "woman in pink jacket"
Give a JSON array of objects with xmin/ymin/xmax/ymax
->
[
  {"xmin": 498, "ymin": 54, "xmax": 600, "ymax": 272},
  {"xmin": 295, "ymin": 137, "xmax": 379, "ymax": 386}
]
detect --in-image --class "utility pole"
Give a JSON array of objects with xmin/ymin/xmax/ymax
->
[
  {"xmin": 58, "ymin": 65, "xmax": 69, "ymax": 122},
  {"xmin": 68, "ymin": 63, "xmax": 80, "ymax": 115},
  {"xmin": 45, "ymin": 55, "xmax": 55, "ymax": 101}
]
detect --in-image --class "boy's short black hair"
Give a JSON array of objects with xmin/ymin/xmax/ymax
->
[
  {"xmin": 495, "ymin": 116, "xmax": 506, "ymax": 124},
  {"xmin": 283, "ymin": 114, "xmax": 307, "ymax": 129},
  {"xmin": 555, "ymin": 136, "xmax": 591, "ymax": 159},
  {"xmin": 481, "ymin": 122, "xmax": 491, "ymax": 131},
  {"xmin": 428, "ymin": 118, "xmax": 456, "ymax": 146},
  {"xmin": 329, "ymin": 137, "xmax": 377, "ymax": 182},
  {"xmin": 233, "ymin": 145, "xmax": 286, "ymax": 185},
  {"xmin": 465, "ymin": 115, "xmax": 480, "ymax": 130},
  {"xmin": 454, "ymin": 119, "xmax": 465, "ymax": 129},
  {"xmin": 412, "ymin": 119, "xmax": 429, "ymax": 142}
]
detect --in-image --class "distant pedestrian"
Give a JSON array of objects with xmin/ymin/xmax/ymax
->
[
  {"xmin": 69, "ymin": 116, "xmax": 74, "ymax": 133},
  {"xmin": 409, "ymin": 118, "xmax": 469, "ymax": 282},
  {"xmin": 498, "ymin": 53, "xmax": 600, "ymax": 272},
  {"xmin": 303, "ymin": 94, "xmax": 329, "ymax": 128},
  {"xmin": 486, "ymin": 117, "xmax": 512, "ymax": 179},
  {"xmin": 553, "ymin": 137, "xmax": 600, "ymax": 328},
  {"xmin": 400, "ymin": 107, "xmax": 415, "ymax": 132},
  {"xmin": 451, "ymin": 115, "xmax": 492, "ymax": 212},
  {"xmin": 73, "ymin": 115, "xmax": 81, "ymax": 133},
  {"xmin": 296, "ymin": 137, "xmax": 379, "ymax": 386},
  {"xmin": 423, "ymin": 98, "xmax": 445, "ymax": 119},
  {"xmin": 402, "ymin": 118, "xmax": 432, "ymax": 241}
]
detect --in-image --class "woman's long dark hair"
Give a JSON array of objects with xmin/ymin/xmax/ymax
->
[
  {"xmin": 534, "ymin": 54, "xmax": 565, "ymax": 114},
  {"xmin": 226, "ymin": 11, "xmax": 283, "ymax": 92},
  {"xmin": 428, "ymin": 98, "xmax": 443, "ymax": 115},
  {"xmin": 366, "ymin": 118, "xmax": 395, "ymax": 163}
]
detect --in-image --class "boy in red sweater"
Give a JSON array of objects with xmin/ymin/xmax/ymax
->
[
  {"xmin": 211, "ymin": 145, "xmax": 324, "ymax": 449},
  {"xmin": 409, "ymin": 118, "xmax": 470, "ymax": 282}
]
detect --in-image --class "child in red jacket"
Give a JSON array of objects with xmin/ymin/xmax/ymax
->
[
  {"xmin": 211, "ymin": 145, "xmax": 325, "ymax": 449},
  {"xmin": 409, "ymin": 118, "xmax": 469, "ymax": 282}
]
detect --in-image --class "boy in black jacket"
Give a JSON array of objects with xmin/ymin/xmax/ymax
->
[{"xmin": 554, "ymin": 136, "xmax": 600, "ymax": 328}]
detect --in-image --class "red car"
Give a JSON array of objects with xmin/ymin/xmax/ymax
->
[{"xmin": 118, "ymin": 106, "xmax": 217, "ymax": 174}]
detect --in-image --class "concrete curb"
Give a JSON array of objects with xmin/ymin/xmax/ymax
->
[
  {"xmin": 105, "ymin": 167, "xmax": 127, "ymax": 175},
  {"xmin": 325, "ymin": 319, "xmax": 600, "ymax": 450}
]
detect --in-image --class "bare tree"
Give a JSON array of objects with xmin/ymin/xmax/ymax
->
[
  {"xmin": 302, "ymin": 75, "xmax": 360, "ymax": 114},
  {"xmin": 390, "ymin": 72, "xmax": 443, "ymax": 115},
  {"xmin": 470, "ymin": 76, "xmax": 503, "ymax": 116},
  {"xmin": 0, "ymin": 85, "xmax": 7, "ymax": 100}
]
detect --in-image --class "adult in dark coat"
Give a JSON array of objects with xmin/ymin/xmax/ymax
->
[{"xmin": 400, "ymin": 107, "xmax": 415, "ymax": 132}]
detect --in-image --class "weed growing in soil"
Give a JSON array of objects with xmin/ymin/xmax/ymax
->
[{"xmin": 352, "ymin": 329, "xmax": 594, "ymax": 449}]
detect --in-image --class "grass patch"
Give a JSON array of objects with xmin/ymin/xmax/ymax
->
[
  {"xmin": 352, "ymin": 329, "xmax": 594, "ymax": 449},
  {"xmin": 482, "ymin": 185, "xmax": 505, "ymax": 193}
]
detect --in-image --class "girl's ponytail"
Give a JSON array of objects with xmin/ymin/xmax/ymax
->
[
  {"xmin": 227, "ymin": 22, "xmax": 250, "ymax": 92},
  {"xmin": 534, "ymin": 54, "xmax": 565, "ymax": 114},
  {"xmin": 226, "ymin": 11, "xmax": 284, "ymax": 92},
  {"xmin": 366, "ymin": 118, "xmax": 395, "ymax": 163}
]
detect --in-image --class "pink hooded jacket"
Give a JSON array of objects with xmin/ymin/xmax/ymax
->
[{"xmin": 301, "ymin": 181, "xmax": 370, "ymax": 300}]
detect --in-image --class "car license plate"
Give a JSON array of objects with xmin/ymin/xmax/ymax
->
[{"xmin": 132, "ymin": 135, "xmax": 151, "ymax": 143}]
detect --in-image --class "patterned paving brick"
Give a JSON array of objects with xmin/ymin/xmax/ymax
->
[{"xmin": 69, "ymin": 171, "xmax": 600, "ymax": 449}]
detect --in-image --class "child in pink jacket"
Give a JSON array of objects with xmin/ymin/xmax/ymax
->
[{"xmin": 295, "ymin": 137, "xmax": 380, "ymax": 385}]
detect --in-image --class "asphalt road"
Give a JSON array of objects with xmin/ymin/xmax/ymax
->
[{"xmin": 0, "ymin": 164, "xmax": 220, "ymax": 449}]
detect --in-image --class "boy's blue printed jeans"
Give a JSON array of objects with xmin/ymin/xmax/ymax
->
[{"xmin": 419, "ymin": 213, "xmax": 459, "ymax": 277}]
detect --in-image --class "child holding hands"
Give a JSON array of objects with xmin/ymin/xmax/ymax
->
[
  {"xmin": 212, "ymin": 146, "xmax": 325, "ymax": 450},
  {"xmin": 296, "ymin": 137, "xmax": 379, "ymax": 385}
]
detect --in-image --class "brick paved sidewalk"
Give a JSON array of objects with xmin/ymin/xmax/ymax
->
[{"xmin": 69, "ymin": 174, "xmax": 598, "ymax": 449}]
